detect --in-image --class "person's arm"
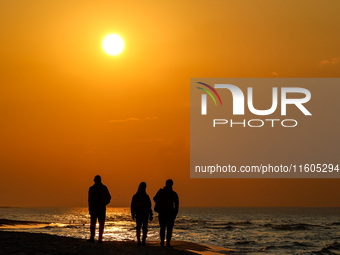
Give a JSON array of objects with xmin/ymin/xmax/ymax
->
[
  {"xmin": 107, "ymin": 187, "xmax": 111, "ymax": 202},
  {"xmin": 174, "ymin": 192, "xmax": 179, "ymax": 217},
  {"xmin": 88, "ymin": 187, "xmax": 92, "ymax": 214},
  {"xmin": 104, "ymin": 186, "xmax": 111, "ymax": 206},
  {"xmin": 147, "ymin": 195, "xmax": 153, "ymax": 221},
  {"xmin": 153, "ymin": 189, "xmax": 161, "ymax": 203},
  {"xmin": 131, "ymin": 195, "xmax": 136, "ymax": 220}
]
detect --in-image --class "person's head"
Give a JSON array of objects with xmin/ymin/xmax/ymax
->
[
  {"xmin": 94, "ymin": 175, "xmax": 102, "ymax": 184},
  {"xmin": 138, "ymin": 182, "xmax": 147, "ymax": 193},
  {"xmin": 165, "ymin": 179, "xmax": 173, "ymax": 187}
]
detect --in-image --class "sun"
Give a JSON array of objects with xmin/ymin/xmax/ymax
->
[{"xmin": 102, "ymin": 34, "xmax": 124, "ymax": 55}]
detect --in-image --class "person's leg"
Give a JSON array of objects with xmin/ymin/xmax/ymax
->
[
  {"xmin": 98, "ymin": 210, "xmax": 106, "ymax": 243},
  {"xmin": 166, "ymin": 215, "xmax": 175, "ymax": 247},
  {"xmin": 158, "ymin": 213, "xmax": 166, "ymax": 246},
  {"xmin": 87, "ymin": 214, "xmax": 97, "ymax": 242},
  {"xmin": 89, "ymin": 214, "xmax": 97, "ymax": 241},
  {"xmin": 136, "ymin": 216, "xmax": 142, "ymax": 245},
  {"xmin": 142, "ymin": 216, "xmax": 148, "ymax": 245}
]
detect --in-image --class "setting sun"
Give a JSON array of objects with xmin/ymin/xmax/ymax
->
[{"xmin": 102, "ymin": 34, "xmax": 124, "ymax": 55}]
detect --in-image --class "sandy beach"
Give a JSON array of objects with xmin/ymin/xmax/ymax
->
[
  {"xmin": 0, "ymin": 230, "xmax": 232, "ymax": 255},
  {"xmin": 0, "ymin": 218, "xmax": 234, "ymax": 254}
]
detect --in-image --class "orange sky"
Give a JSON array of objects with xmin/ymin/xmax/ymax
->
[{"xmin": 0, "ymin": 0, "xmax": 339, "ymax": 207}]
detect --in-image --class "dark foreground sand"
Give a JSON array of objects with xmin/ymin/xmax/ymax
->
[{"xmin": 0, "ymin": 231, "xmax": 233, "ymax": 255}]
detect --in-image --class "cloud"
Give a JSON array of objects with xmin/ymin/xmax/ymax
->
[
  {"xmin": 135, "ymin": 138, "xmax": 170, "ymax": 143},
  {"xmin": 108, "ymin": 118, "xmax": 139, "ymax": 123},
  {"xmin": 331, "ymin": 57, "xmax": 339, "ymax": 64},
  {"xmin": 108, "ymin": 117, "xmax": 157, "ymax": 123},
  {"xmin": 319, "ymin": 60, "xmax": 329, "ymax": 65},
  {"xmin": 319, "ymin": 57, "xmax": 339, "ymax": 66},
  {"xmin": 271, "ymin": 72, "xmax": 278, "ymax": 76}
]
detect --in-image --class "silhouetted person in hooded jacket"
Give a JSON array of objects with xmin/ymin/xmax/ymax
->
[
  {"xmin": 131, "ymin": 182, "xmax": 153, "ymax": 245},
  {"xmin": 88, "ymin": 175, "xmax": 111, "ymax": 243},
  {"xmin": 153, "ymin": 179, "xmax": 179, "ymax": 247}
]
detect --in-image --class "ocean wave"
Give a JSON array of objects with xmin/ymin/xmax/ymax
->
[
  {"xmin": 204, "ymin": 225, "xmax": 233, "ymax": 230},
  {"xmin": 176, "ymin": 219, "xmax": 207, "ymax": 224},
  {"xmin": 259, "ymin": 245, "xmax": 282, "ymax": 251},
  {"xmin": 298, "ymin": 242, "xmax": 340, "ymax": 254},
  {"xmin": 259, "ymin": 243, "xmax": 310, "ymax": 251},
  {"xmin": 174, "ymin": 219, "xmax": 252, "ymax": 229},
  {"xmin": 326, "ymin": 222, "xmax": 340, "ymax": 226},
  {"xmin": 292, "ymin": 242, "xmax": 313, "ymax": 247},
  {"xmin": 42, "ymin": 223, "xmax": 81, "ymax": 229},
  {"xmin": 205, "ymin": 221, "xmax": 252, "ymax": 226},
  {"xmin": 223, "ymin": 247, "xmax": 256, "ymax": 254},
  {"xmin": 225, "ymin": 221, "xmax": 252, "ymax": 225},
  {"xmin": 264, "ymin": 223, "xmax": 322, "ymax": 230},
  {"xmin": 175, "ymin": 226, "xmax": 193, "ymax": 230},
  {"xmin": 234, "ymin": 240, "xmax": 256, "ymax": 245}
]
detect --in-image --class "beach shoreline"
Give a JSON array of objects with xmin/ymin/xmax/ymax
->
[
  {"xmin": 3, "ymin": 207, "xmax": 339, "ymax": 254},
  {"xmin": 0, "ymin": 230, "xmax": 232, "ymax": 255},
  {"xmin": 0, "ymin": 219, "xmax": 50, "ymax": 226}
]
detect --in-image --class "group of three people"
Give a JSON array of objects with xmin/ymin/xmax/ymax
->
[{"xmin": 88, "ymin": 175, "xmax": 179, "ymax": 247}]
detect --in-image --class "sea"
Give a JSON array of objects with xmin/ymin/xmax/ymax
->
[{"xmin": 1, "ymin": 207, "xmax": 340, "ymax": 255}]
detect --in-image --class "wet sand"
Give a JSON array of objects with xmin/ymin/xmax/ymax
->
[{"xmin": 0, "ymin": 231, "xmax": 233, "ymax": 255}]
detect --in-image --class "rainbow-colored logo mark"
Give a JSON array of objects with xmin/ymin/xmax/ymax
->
[
  {"xmin": 196, "ymin": 82, "xmax": 222, "ymax": 115},
  {"xmin": 196, "ymin": 82, "xmax": 222, "ymax": 106}
]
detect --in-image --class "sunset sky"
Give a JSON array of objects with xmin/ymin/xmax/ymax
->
[{"xmin": 0, "ymin": 0, "xmax": 339, "ymax": 207}]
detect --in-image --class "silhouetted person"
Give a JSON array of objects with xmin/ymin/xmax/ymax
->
[
  {"xmin": 88, "ymin": 175, "xmax": 111, "ymax": 243},
  {"xmin": 153, "ymin": 179, "xmax": 179, "ymax": 247},
  {"xmin": 131, "ymin": 182, "xmax": 153, "ymax": 246}
]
